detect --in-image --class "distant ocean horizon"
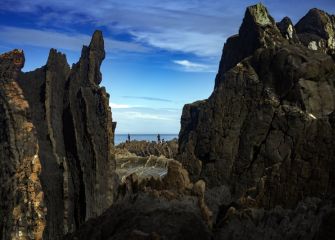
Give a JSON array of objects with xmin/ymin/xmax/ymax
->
[{"xmin": 115, "ymin": 134, "xmax": 178, "ymax": 145}]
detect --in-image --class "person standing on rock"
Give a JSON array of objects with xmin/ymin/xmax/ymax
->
[
  {"xmin": 127, "ymin": 133, "xmax": 131, "ymax": 143},
  {"xmin": 157, "ymin": 134, "xmax": 161, "ymax": 143}
]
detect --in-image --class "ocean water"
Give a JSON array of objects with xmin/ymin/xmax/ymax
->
[{"xmin": 115, "ymin": 134, "xmax": 178, "ymax": 145}]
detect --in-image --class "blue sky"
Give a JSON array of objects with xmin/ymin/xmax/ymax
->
[{"xmin": 0, "ymin": 0, "xmax": 334, "ymax": 134}]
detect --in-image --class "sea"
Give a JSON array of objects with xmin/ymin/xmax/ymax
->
[{"xmin": 115, "ymin": 134, "xmax": 178, "ymax": 145}]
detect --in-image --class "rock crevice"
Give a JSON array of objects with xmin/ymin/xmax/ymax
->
[{"xmin": 0, "ymin": 31, "xmax": 117, "ymax": 239}]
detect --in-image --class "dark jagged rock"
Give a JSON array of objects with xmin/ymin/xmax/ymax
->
[
  {"xmin": 214, "ymin": 198, "xmax": 335, "ymax": 240},
  {"xmin": 214, "ymin": 3, "xmax": 285, "ymax": 87},
  {"xmin": 65, "ymin": 160, "xmax": 213, "ymax": 240},
  {"xmin": 178, "ymin": 3, "xmax": 335, "ymax": 211},
  {"xmin": 0, "ymin": 50, "xmax": 46, "ymax": 240},
  {"xmin": 116, "ymin": 139, "xmax": 178, "ymax": 159},
  {"xmin": 277, "ymin": 17, "xmax": 300, "ymax": 44},
  {"xmin": 296, "ymin": 8, "xmax": 335, "ymax": 57},
  {"xmin": 0, "ymin": 31, "xmax": 117, "ymax": 239}
]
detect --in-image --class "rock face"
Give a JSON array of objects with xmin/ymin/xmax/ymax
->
[
  {"xmin": 215, "ymin": 198, "xmax": 335, "ymax": 240},
  {"xmin": 65, "ymin": 160, "xmax": 213, "ymax": 240},
  {"xmin": 178, "ymin": 3, "xmax": 335, "ymax": 209},
  {"xmin": 296, "ymin": 8, "xmax": 335, "ymax": 57},
  {"xmin": 0, "ymin": 31, "xmax": 117, "ymax": 239},
  {"xmin": 0, "ymin": 50, "xmax": 46, "ymax": 240}
]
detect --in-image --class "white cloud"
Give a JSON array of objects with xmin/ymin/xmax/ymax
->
[
  {"xmin": 0, "ymin": 26, "xmax": 149, "ymax": 53},
  {"xmin": 173, "ymin": 59, "xmax": 216, "ymax": 72},
  {"xmin": 110, "ymin": 102, "xmax": 131, "ymax": 109},
  {"xmin": 0, "ymin": 0, "xmax": 240, "ymax": 58},
  {"xmin": 112, "ymin": 106, "xmax": 182, "ymax": 133},
  {"xmin": 118, "ymin": 111, "xmax": 171, "ymax": 121},
  {"xmin": 132, "ymin": 30, "xmax": 224, "ymax": 57}
]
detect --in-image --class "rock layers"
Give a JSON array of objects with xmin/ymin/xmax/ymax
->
[
  {"xmin": 0, "ymin": 50, "xmax": 46, "ymax": 240},
  {"xmin": 116, "ymin": 139, "xmax": 178, "ymax": 159},
  {"xmin": 178, "ymin": 3, "xmax": 335, "ymax": 210},
  {"xmin": 0, "ymin": 31, "xmax": 116, "ymax": 239}
]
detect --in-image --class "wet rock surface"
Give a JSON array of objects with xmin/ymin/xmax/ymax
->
[
  {"xmin": 0, "ymin": 31, "xmax": 117, "ymax": 239},
  {"xmin": 115, "ymin": 147, "xmax": 171, "ymax": 181}
]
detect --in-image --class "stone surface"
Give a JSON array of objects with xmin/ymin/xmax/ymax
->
[
  {"xmin": 178, "ymin": 3, "xmax": 335, "ymax": 210},
  {"xmin": 65, "ymin": 160, "xmax": 213, "ymax": 240},
  {"xmin": 277, "ymin": 17, "xmax": 300, "ymax": 44},
  {"xmin": 296, "ymin": 8, "xmax": 335, "ymax": 57},
  {"xmin": 115, "ymin": 148, "xmax": 172, "ymax": 181},
  {"xmin": 0, "ymin": 31, "xmax": 117, "ymax": 239},
  {"xmin": 214, "ymin": 198, "xmax": 335, "ymax": 240},
  {"xmin": 117, "ymin": 139, "xmax": 178, "ymax": 159},
  {"xmin": 0, "ymin": 50, "xmax": 46, "ymax": 240}
]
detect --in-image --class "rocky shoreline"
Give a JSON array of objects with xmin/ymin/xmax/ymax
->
[{"xmin": 0, "ymin": 3, "xmax": 335, "ymax": 240}]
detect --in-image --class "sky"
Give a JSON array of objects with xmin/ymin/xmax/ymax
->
[{"xmin": 0, "ymin": 0, "xmax": 334, "ymax": 134}]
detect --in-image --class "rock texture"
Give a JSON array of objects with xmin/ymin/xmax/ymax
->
[
  {"xmin": 65, "ymin": 160, "xmax": 213, "ymax": 240},
  {"xmin": 0, "ymin": 50, "xmax": 46, "ymax": 240},
  {"xmin": 0, "ymin": 31, "xmax": 117, "ymax": 239},
  {"xmin": 178, "ymin": 3, "xmax": 335, "ymax": 210},
  {"xmin": 115, "ymin": 147, "xmax": 172, "ymax": 181},
  {"xmin": 116, "ymin": 139, "xmax": 178, "ymax": 159},
  {"xmin": 214, "ymin": 198, "xmax": 335, "ymax": 240},
  {"xmin": 296, "ymin": 8, "xmax": 335, "ymax": 57}
]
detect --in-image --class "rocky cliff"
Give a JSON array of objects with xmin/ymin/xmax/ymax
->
[
  {"xmin": 0, "ymin": 31, "xmax": 117, "ymax": 239},
  {"xmin": 178, "ymin": 3, "xmax": 335, "ymax": 209}
]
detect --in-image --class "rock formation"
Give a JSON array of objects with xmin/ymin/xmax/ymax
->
[
  {"xmin": 115, "ymin": 147, "xmax": 172, "ymax": 181},
  {"xmin": 116, "ymin": 139, "xmax": 178, "ymax": 159},
  {"xmin": 0, "ymin": 31, "xmax": 117, "ymax": 239},
  {"xmin": 215, "ymin": 197, "xmax": 335, "ymax": 240},
  {"xmin": 65, "ymin": 160, "xmax": 213, "ymax": 240},
  {"xmin": 295, "ymin": 8, "xmax": 335, "ymax": 58},
  {"xmin": 0, "ymin": 50, "xmax": 46, "ymax": 240},
  {"xmin": 178, "ymin": 3, "xmax": 335, "ymax": 210}
]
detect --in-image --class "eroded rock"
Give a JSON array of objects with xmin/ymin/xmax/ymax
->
[
  {"xmin": 178, "ymin": 3, "xmax": 335, "ymax": 210},
  {"xmin": 65, "ymin": 160, "xmax": 213, "ymax": 240},
  {"xmin": 0, "ymin": 31, "xmax": 117, "ymax": 239}
]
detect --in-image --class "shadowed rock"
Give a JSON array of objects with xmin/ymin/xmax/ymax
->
[
  {"xmin": 277, "ymin": 17, "xmax": 300, "ymax": 43},
  {"xmin": 0, "ymin": 50, "xmax": 46, "ymax": 240},
  {"xmin": 65, "ymin": 160, "xmax": 213, "ymax": 240},
  {"xmin": 296, "ymin": 8, "xmax": 335, "ymax": 57},
  {"xmin": 178, "ymin": 3, "xmax": 335, "ymax": 210},
  {"xmin": 0, "ymin": 31, "xmax": 117, "ymax": 239}
]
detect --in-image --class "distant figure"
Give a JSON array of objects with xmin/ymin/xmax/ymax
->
[
  {"xmin": 127, "ymin": 133, "xmax": 131, "ymax": 143},
  {"xmin": 157, "ymin": 134, "xmax": 161, "ymax": 143}
]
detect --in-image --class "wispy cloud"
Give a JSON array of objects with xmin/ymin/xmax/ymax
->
[
  {"xmin": 0, "ymin": 26, "xmax": 149, "ymax": 53},
  {"xmin": 117, "ymin": 111, "xmax": 170, "ymax": 121},
  {"xmin": 110, "ymin": 102, "xmax": 131, "ymax": 109},
  {"xmin": 123, "ymin": 96, "xmax": 172, "ymax": 102},
  {"xmin": 132, "ymin": 30, "xmax": 225, "ymax": 57},
  {"xmin": 112, "ymin": 106, "xmax": 182, "ymax": 133},
  {"xmin": 173, "ymin": 59, "xmax": 216, "ymax": 72},
  {"xmin": 1, "ymin": 0, "xmax": 335, "ymax": 58},
  {"xmin": 0, "ymin": 0, "xmax": 239, "ymax": 58}
]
